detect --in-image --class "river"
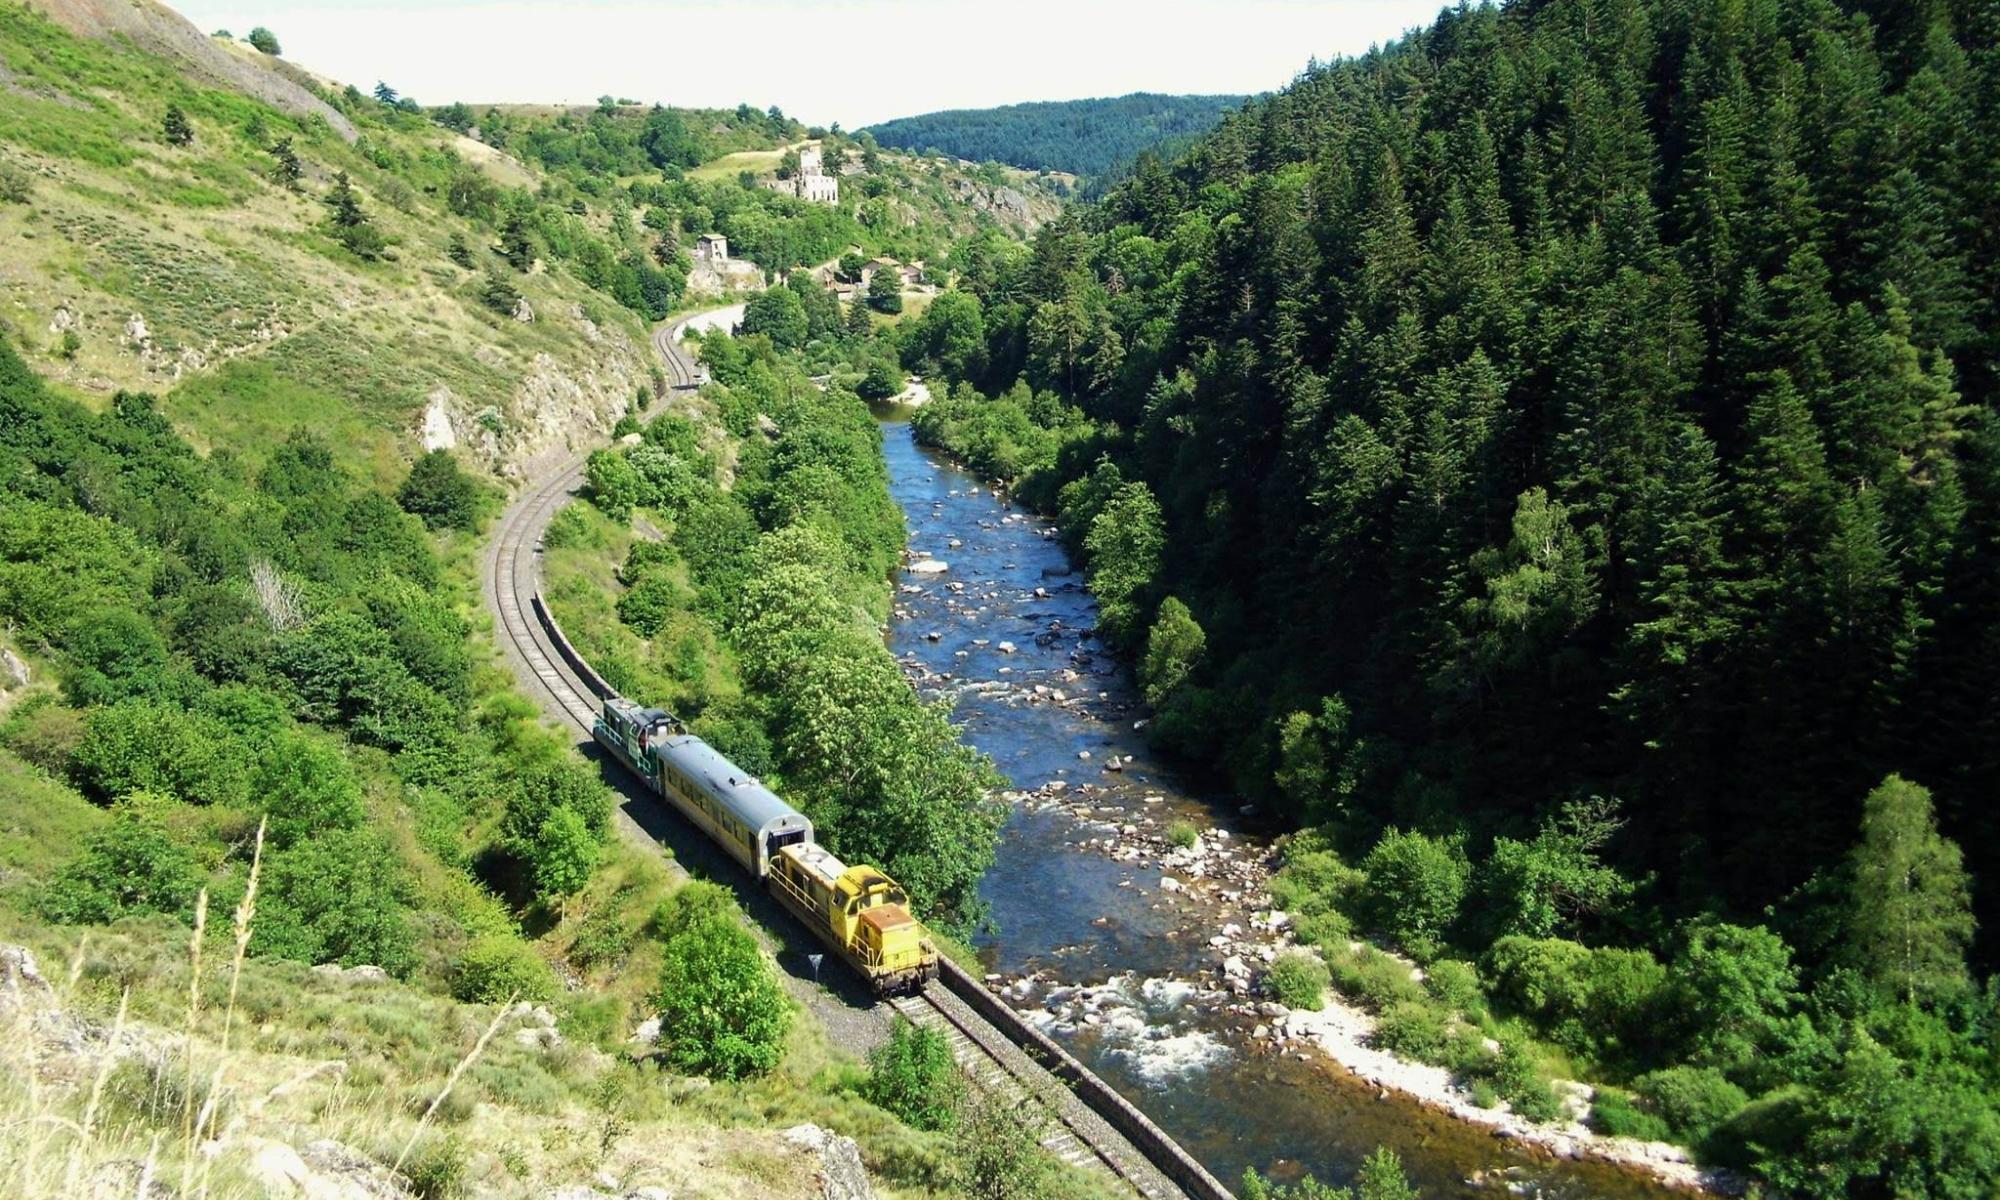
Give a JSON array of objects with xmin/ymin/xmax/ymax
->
[{"xmin": 875, "ymin": 412, "xmax": 1679, "ymax": 1199}]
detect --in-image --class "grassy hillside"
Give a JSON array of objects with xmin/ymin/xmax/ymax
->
[{"xmin": 862, "ymin": 93, "xmax": 1249, "ymax": 178}]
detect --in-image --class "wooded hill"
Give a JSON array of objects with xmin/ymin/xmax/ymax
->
[
  {"xmin": 901, "ymin": 0, "xmax": 2000, "ymax": 1190},
  {"xmin": 863, "ymin": 92, "xmax": 1250, "ymax": 177}
]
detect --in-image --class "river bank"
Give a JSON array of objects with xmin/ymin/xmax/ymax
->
[{"xmin": 875, "ymin": 411, "xmax": 1695, "ymax": 1198}]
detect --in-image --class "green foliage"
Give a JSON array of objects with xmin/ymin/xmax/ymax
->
[
  {"xmin": 1080, "ymin": 481, "xmax": 1162, "ymax": 644},
  {"xmin": 161, "ymin": 102, "xmax": 192, "ymax": 147},
  {"xmin": 503, "ymin": 760, "xmax": 613, "ymax": 903},
  {"xmin": 864, "ymin": 1018, "xmax": 963, "ymax": 1131},
  {"xmin": 397, "ymin": 450, "xmax": 484, "ymax": 532},
  {"xmin": 1356, "ymin": 829, "xmax": 1467, "ymax": 961},
  {"xmin": 1844, "ymin": 774, "xmax": 1974, "ymax": 1006},
  {"xmin": 39, "ymin": 794, "xmax": 202, "ymax": 925},
  {"xmin": 451, "ymin": 933, "xmax": 557, "ymax": 1003},
  {"xmin": 1267, "ymin": 950, "xmax": 1329, "ymax": 1010},
  {"xmin": 1239, "ymin": 1145, "xmax": 1416, "ymax": 1200},
  {"xmin": 650, "ymin": 893, "xmax": 790, "ymax": 1080},
  {"xmin": 1165, "ymin": 819, "xmax": 1199, "ymax": 850},
  {"xmin": 1668, "ymin": 922, "xmax": 1800, "ymax": 1079},
  {"xmin": 71, "ymin": 699, "xmax": 252, "ymax": 808},
  {"xmin": 1483, "ymin": 936, "xmax": 1667, "ymax": 1060},
  {"xmin": 862, "ymin": 94, "xmax": 1245, "ymax": 177},
  {"xmin": 949, "ymin": 1092, "xmax": 1052, "ymax": 1200},
  {"xmin": 1633, "ymin": 1066, "xmax": 1749, "ymax": 1145},
  {"xmin": 867, "ymin": 265, "xmax": 904, "ymax": 314},
  {"xmin": 742, "ymin": 286, "xmax": 809, "ymax": 350},
  {"xmin": 1139, "ymin": 596, "xmax": 1204, "ymax": 707},
  {"xmin": 252, "ymin": 731, "xmax": 365, "ymax": 848},
  {"xmin": 253, "ymin": 828, "xmax": 417, "ymax": 976},
  {"xmin": 1475, "ymin": 797, "xmax": 1632, "ymax": 941},
  {"xmin": 245, "ymin": 26, "xmax": 280, "ymax": 55}
]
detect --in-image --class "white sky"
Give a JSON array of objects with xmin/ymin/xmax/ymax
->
[{"xmin": 169, "ymin": 0, "xmax": 1451, "ymax": 129}]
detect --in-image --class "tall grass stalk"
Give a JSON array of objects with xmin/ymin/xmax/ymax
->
[
  {"xmin": 196, "ymin": 819, "xmax": 263, "ymax": 1198},
  {"xmin": 392, "ymin": 992, "xmax": 515, "ymax": 1177}
]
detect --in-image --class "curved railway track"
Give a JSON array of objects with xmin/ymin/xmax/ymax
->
[{"xmin": 483, "ymin": 308, "xmax": 1211, "ymax": 1200}]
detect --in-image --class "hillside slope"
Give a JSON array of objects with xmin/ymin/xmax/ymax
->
[{"xmin": 863, "ymin": 93, "xmax": 1249, "ymax": 177}]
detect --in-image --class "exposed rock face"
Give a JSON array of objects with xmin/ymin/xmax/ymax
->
[
  {"xmin": 1, "ymin": 647, "xmax": 29, "ymax": 688},
  {"xmin": 310, "ymin": 963, "xmax": 390, "ymax": 985},
  {"xmin": 419, "ymin": 391, "xmax": 458, "ymax": 452},
  {"xmin": 0, "ymin": 944, "xmax": 51, "ymax": 1006},
  {"xmin": 513, "ymin": 297, "xmax": 535, "ymax": 323},
  {"xmin": 783, "ymin": 1124, "xmax": 874, "ymax": 1200}
]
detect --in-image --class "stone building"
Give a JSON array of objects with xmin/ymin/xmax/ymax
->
[{"xmin": 765, "ymin": 144, "xmax": 840, "ymax": 205}]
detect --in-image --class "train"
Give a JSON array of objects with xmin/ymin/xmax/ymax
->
[{"xmin": 593, "ymin": 697, "xmax": 938, "ymax": 995}]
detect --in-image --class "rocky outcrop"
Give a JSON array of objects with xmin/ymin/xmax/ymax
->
[{"xmin": 783, "ymin": 1124, "xmax": 874, "ymax": 1200}]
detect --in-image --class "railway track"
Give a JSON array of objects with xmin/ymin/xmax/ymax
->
[{"xmin": 483, "ymin": 307, "xmax": 1215, "ymax": 1200}]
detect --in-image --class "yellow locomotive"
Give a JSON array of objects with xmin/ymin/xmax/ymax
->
[{"xmin": 595, "ymin": 698, "xmax": 937, "ymax": 995}]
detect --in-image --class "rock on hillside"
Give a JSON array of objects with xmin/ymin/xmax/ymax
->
[{"xmin": 22, "ymin": 0, "xmax": 356, "ymax": 140}]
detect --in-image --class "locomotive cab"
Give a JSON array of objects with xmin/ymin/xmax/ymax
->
[{"xmin": 839, "ymin": 869, "xmax": 933, "ymax": 992}]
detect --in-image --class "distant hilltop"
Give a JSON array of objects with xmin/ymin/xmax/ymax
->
[{"xmin": 862, "ymin": 92, "xmax": 1251, "ymax": 178}]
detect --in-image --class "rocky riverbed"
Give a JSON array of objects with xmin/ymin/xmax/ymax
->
[{"xmin": 876, "ymin": 414, "xmax": 1693, "ymax": 1199}]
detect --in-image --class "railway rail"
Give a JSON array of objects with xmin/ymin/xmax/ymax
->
[{"xmin": 483, "ymin": 308, "xmax": 1229, "ymax": 1200}]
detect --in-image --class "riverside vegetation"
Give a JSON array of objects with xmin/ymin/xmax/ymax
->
[{"xmin": 900, "ymin": 0, "xmax": 2000, "ymax": 1194}]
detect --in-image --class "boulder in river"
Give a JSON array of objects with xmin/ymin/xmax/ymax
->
[{"xmin": 907, "ymin": 560, "xmax": 949, "ymax": 575}]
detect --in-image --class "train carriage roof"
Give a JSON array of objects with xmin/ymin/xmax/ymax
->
[{"xmin": 654, "ymin": 733, "xmax": 805, "ymax": 832}]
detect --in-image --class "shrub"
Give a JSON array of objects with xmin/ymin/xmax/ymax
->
[
  {"xmin": 1483, "ymin": 935, "xmax": 1666, "ymax": 1058},
  {"xmin": 865, "ymin": 1018, "xmax": 962, "ymax": 1131},
  {"xmin": 1373, "ymin": 1001, "xmax": 1452, "ymax": 1062},
  {"xmin": 252, "ymin": 731, "xmax": 365, "ymax": 848},
  {"xmin": 452, "ymin": 934, "xmax": 557, "ymax": 1003},
  {"xmin": 1139, "ymin": 597, "xmax": 1205, "ymax": 706},
  {"xmin": 1326, "ymin": 944, "xmax": 1427, "ymax": 1011},
  {"xmin": 3, "ymin": 699, "xmax": 86, "ymax": 773},
  {"xmin": 570, "ymin": 904, "xmax": 636, "ymax": 971},
  {"xmin": 1590, "ymin": 1087, "xmax": 1672, "ymax": 1142},
  {"xmin": 1267, "ymin": 950, "xmax": 1330, "ymax": 1010},
  {"xmin": 1423, "ymin": 959, "xmax": 1483, "ymax": 1014},
  {"xmin": 950, "ymin": 1091, "xmax": 1049, "ymax": 1200},
  {"xmin": 252, "ymin": 828, "xmax": 416, "ymax": 976},
  {"xmin": 404, "ymin": 1135, "xmax": 467, "ymax": 1199},
  {"xmin": 0, "ymin": 161, "xmax": 32, "ymax": 204},
  {"xmin": 651, "ymin": 907, "xmax": 790, "ymax": 1080},
  {"xmin": 246, "ymin": 25, "xmax": 281, "ymax": 54},
  {"xmin": 1166, "ymin": 820, "xmax": 1199, "ymax": 850},
  {"xmin": 1634, "ymin": 1066, "xmax": 1749, "ymax": 1142},
  {"xmin": 71, "ymin": 699, "xmax": 252, "ymax": 808},
  {"xmin": 39, "ymin": 794, "xmax": 203, "ymax": 925},
  {"xmin": 397, "ymin": 450, "xmax": 484, "ymax": 532},
  {"xmin": 1358, "ymin": 828, "xmax": 1468, "ymax": 960}
]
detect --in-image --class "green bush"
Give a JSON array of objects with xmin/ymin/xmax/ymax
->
[
  {"xmin": 1267, "ymin": 950, "xmax": 1330, "ymax": 1010},
  {"xmin": 39, "ymin": 794, "xmax": 203, "ymax": 926},
  {"xmin": 404, "ymin": 1134, "xmax": 467, "ymax": 1200},
  {"xmin": 1422, "ymin": 959, "xmax": 1483, "ymax": 1014},
  {"xmin": 1269, "ymin": 842, "xmax": 1365, "ymax": 921},
  {"xmin": 1325, "ymin": 944, "xmax": 1426, "ymax": 1011},
  {"xmin": 652, "ymin": 908, "xmax": 790, "ymax": 1080},
  {"xmin": 1373, "ymin": 1000, "xmax": 1452, "ymax": 1062},
  {"xmin": 397, "ymin": 450, "xmax": 484, "ymax": 532},
  {"xmin": 1166, "ymin": 820, "xmax": 1199, "ymax": 850},
  {"xmin": 253, "ymin": 829, "xmax": 416, "ymax": 976},
  {"xmin": 1358, "ymin": 828, "xmax": 1468, "ymax": 961},
  {"xmin": 1589, "ymin": 1087, "xmax": 1672, "ymax": 1142},
  {"xmin": 1635, "ymin": 1066, "xmax": 1749, "ymax": 1142},
  {"xmin": 864, "ymin": 1018, "xmax": 963, "ymax": 1131},
  {"xmin": 1483, "ymin": 935, "xmax": 1666, "ymax": 1058},
  {"xmin": 452, "ymin": 934, "xmax": 557, "ymax": 1003}
]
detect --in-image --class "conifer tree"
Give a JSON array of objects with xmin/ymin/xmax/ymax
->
[{"xmin": 162, "ymin": 103, "xmax": 193, "ymax": 147}]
